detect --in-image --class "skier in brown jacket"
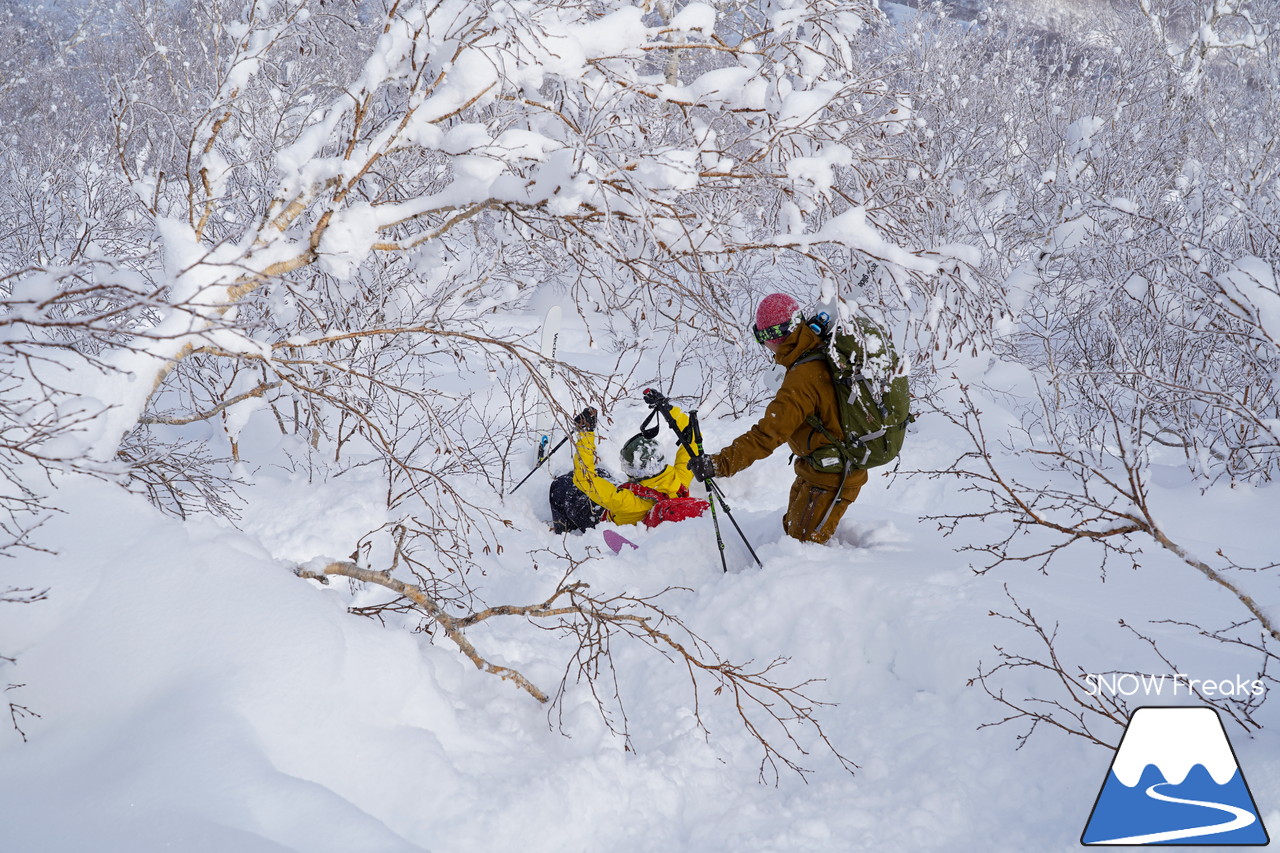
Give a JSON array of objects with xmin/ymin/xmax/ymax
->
[{"xmin": 687, "ymin": 293, "xmax": 867, "ymax": 544}]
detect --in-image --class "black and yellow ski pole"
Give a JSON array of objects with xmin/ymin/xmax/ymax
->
[
  {"xmin": 642, "ymin": 389, "xmax": 761, "ymax": 569},
  {"xmin": 690, "ymin": 412, "xmax": 762, "ymax": 568},
  {"xmin": 689, "ymin": 410, "xmax": 729, "ymax": 573}
]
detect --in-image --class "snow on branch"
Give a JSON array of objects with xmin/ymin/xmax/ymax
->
[{"xmin": 2, "ymin": 0, "xmax": 936, "ymax": 545}]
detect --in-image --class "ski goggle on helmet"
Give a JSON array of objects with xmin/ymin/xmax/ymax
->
[
  {"xmin": 621, "ymin": 431, "xmax": 666, "ymax": 480},
  {"xmin": 752, "ymin": 292, "xmax": 801, "ymax": 344}
]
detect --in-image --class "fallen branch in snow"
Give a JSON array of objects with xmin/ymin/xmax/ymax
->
[
  {"xmin": 2, "ymin": 587, "xmax": 49, "ymax": 742},
  {"xmin": 970, "ymin": 587, "xmax": 1129, "ymax": 750},
  {"xmin": 970, "ymin": 588, "xmax": 1273, "ymax": 749},
  {"xmin": 1119, "ymin": 618, "xmax": 1271, "ymax": 733},
  {"xmin": 296, "ymin": 559, "xmax": 550, "ymax": 703},
  {"xmin": 1, "ymin": 586, "xmax": 49, "ymax": 605},
  {"xmin": 928, "ymin": 378, "xmax": 1280, "ymax": 747},
  {"xmin": 296, "ymin": 551, "xmax": 858, "ymax": 783},
  {"xmin": 918, "ymin": 381, "xmax": 1280, "ymax": 643}
]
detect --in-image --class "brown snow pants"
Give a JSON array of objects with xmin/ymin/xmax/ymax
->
[{"xmin": 782, "ymin": 468, "xmax": 869, "ymax": 544}]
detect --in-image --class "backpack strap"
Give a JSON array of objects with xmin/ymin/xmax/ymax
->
[
  {"xmin": 801, "ymin": 414, "xmax": 911, "ymax": 471},
  {"xmin": 790, "ymin": 349, "xmax": 844, "ymax": 458},
  {"xmin": 791, "ymin": 348, "xmax": 826, "ymax": 369},
  {"xmin": 793, "ymin": 345, "xmax": 884, "ymax": 424},
  {"xmin": 794, "ymin": 347, "xmax": 868, "ymax": 379},
  {"xmin": 804, "ymin": 414, "xmax": 871, "ymax": 469},
  {"xmin": 815, "ymin": 458, "xmax": 853, "ymax": 534}
]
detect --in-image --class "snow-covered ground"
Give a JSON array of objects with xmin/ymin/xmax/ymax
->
[
  {"xmin": 3, "ymin": 306, "xmax": 1278, "ymax": 851},
  {"xmin": 2, "ymin": 0, "xmax": 1278, "ymax": 847}
]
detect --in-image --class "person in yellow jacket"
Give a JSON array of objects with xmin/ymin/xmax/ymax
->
[{"xmin": 548, "ymin": 399, "xmax": 707, "ymax": 533}]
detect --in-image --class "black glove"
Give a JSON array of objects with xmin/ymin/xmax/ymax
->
[
  {"xmin": 688, "ymin": 454, "xmax": 717, "ymax": 482},
  {"xmin": 573, "ymin": 407, "xmax": 597, "ymax": 432},
  {"xmin": 642, "ymin": 388, "xmax": 671, "ymax": 411}
]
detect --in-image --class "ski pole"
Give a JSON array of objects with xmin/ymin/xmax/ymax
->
[
  {"xmin": 643, "ymin": 390, "xmax": 762, "ymax": 568},
  {"xmin": 690, "ymin": 410, "xmax": 729, "ymax": 573},
  {"xmin": 508, "ymin": 433, "xmax": 570, "ymax": 495},
  {"xmin": 701, "ymin": 477, "xmax": 762, "ymax": 567},
  {"xmin": 691, "ymin": 413, "xmax": 762, "ymax": 568}
]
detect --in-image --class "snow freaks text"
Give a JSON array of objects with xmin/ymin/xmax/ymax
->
[{"xmin": 1084, "ymin": 673, "xmax": 1267, "ymax": 698}]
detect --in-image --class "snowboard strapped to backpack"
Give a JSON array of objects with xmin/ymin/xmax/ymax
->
[{"xmin": 793, "ymin": 313, "xmax": 913, "ymax": 475}]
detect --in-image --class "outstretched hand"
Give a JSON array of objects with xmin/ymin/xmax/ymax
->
[
  {"xmin": 642, "ymin": 388, "xmax": 671, "ymax": 411},
  {"xmin": 573, "ymin": 406, "xmax": 597, "ymax": 432},
  {"xmin": 688, "ymin": 454, "xmax": 717, "ymax": 482}
]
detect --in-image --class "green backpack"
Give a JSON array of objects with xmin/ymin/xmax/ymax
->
[{"xmin": 793, "ymin": 313, "xmax": 913, "ymax": 474}]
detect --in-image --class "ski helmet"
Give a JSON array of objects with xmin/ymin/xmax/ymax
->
[
  {"xmin": 753, "ymin": 293, "xmax": 801, "ymax": 344},
  {"xmin": 621, "ymin": 433, "xmax": 666, "ymax": 480}
]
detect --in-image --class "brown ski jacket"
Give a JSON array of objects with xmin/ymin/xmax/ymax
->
[{"xmin": 712, "ymin": 324, "xmax": 864, "ymax": 495}]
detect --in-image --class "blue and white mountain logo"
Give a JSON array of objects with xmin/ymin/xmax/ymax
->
[{"xmin": 1081, "ymin": 706, "xmax": 1270, "ymax": 846}]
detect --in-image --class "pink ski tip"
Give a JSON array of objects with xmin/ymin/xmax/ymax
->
[{"xmin": 602, "ymin": 529, "xmax": 638, "ymax": 554}]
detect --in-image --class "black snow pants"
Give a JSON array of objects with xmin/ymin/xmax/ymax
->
[{"xmin": 549, "ymin": 472, "xmax": 605, "ymax": 534}]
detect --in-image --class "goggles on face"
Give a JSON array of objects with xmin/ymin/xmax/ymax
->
[{"xmin": 753, "ymin": 321, "xmax": 792, "ymax": 344}]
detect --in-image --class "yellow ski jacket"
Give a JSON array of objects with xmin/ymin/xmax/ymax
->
[{"xmin": 572, "ymin": 406, "xmax": 695, "ymax": 526}]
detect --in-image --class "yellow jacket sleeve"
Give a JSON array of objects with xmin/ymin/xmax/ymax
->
[{"xmin": 571, "ymin": 430, "xmax": 656, "ymax": 524}]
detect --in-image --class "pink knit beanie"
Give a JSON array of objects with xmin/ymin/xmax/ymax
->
[{"xmin": 753, "ymin": 293, "xmax": 801, "ymax": 342}]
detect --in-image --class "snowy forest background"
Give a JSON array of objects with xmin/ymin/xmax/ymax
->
[{"xmin": 2, "ymin": 0, "xmax": 1278, "ymax": 849}]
